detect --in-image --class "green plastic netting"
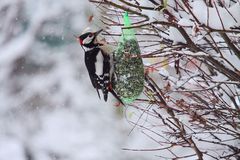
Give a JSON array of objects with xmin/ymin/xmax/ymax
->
[{"xmin": 113, "ymin": 12, "xmax": 144, "ymax": 104}]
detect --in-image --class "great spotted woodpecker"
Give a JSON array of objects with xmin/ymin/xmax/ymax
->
[{"xmin": 77, "ymin": 29, "xmax": 124, "ymax": 105}]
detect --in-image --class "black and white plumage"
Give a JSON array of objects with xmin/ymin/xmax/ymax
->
[{"xmin": 78, "ymin": 29, "xmax": 124, "ymax": 105}]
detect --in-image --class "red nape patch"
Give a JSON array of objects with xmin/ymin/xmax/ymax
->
[{"xmin": 79, "ymin": 39, "xmax": 83, "ymax": 45}]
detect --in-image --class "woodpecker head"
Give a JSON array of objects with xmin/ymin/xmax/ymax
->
[{"xmin": 78, "ymin": 29, "xmax": 103, "ymax": 48}]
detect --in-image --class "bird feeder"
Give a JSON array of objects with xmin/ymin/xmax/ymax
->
[{"xmin": 113, "ymin": 12, "xmax": 144, "ymax": 104}]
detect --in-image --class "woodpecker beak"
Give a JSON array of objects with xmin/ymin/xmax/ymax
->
[
  {"xmin": 94, "ymin": 29, "xmax": 103, "ymax": 37},
  {"xmin": 73, "ymin": 34, "xmax": 78, "ymax": 39}
]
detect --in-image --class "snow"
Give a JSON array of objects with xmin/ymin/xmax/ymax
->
[
  {"xmin": 178, "ymin": 18, "xmax": 193, "ymax": 27},
  {"xmin": 31, "ymin": 109, "xmax": 116, "ymax": 160},
  {"xmin": 0, "ymin": 138, "xmax": 25, "ymax": 160},
  {"xmin": 192, "ymin": 1, "xmax": 240, "ymax": 29},
  {"xmin": 158, "ymin": 68, "xmax": 169, "ymax": 77},
  {"xmin": 0, "ymin": 1, "xmax": 155, "ymax": 160},
  {"xmin": 169, "ymin": 26, "xmax": 187, "ymax": 43},
  {"xmin": 1, "ymin": 0, "xmax": 239, "ymax": 159}
]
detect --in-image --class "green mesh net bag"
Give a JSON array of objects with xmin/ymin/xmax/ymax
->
[{"xmin": 113, "ymin": 12, "xmax": 144, "ymax": 104}]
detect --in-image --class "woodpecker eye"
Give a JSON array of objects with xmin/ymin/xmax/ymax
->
[{"xmin": 88, "ymin": 33, "xmax": 94, "ymax": 38}]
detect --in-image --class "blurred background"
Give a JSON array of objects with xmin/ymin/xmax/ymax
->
[{"xmin": 0, "ymin": 0, "xmax": 156, "ymax": 160}]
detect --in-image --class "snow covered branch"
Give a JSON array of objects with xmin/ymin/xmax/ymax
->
[{"xmin": 90, "ymin": 0, "xmax": 240, "ymax": 159}]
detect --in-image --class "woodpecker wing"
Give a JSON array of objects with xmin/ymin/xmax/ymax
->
[
  {"xmin": 99, "ymin": 49, "xmax": 111, "ymax": 101},
  {"xmin": 84, "ymin": 48, "xmax": 103, "ymax": 99}
]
